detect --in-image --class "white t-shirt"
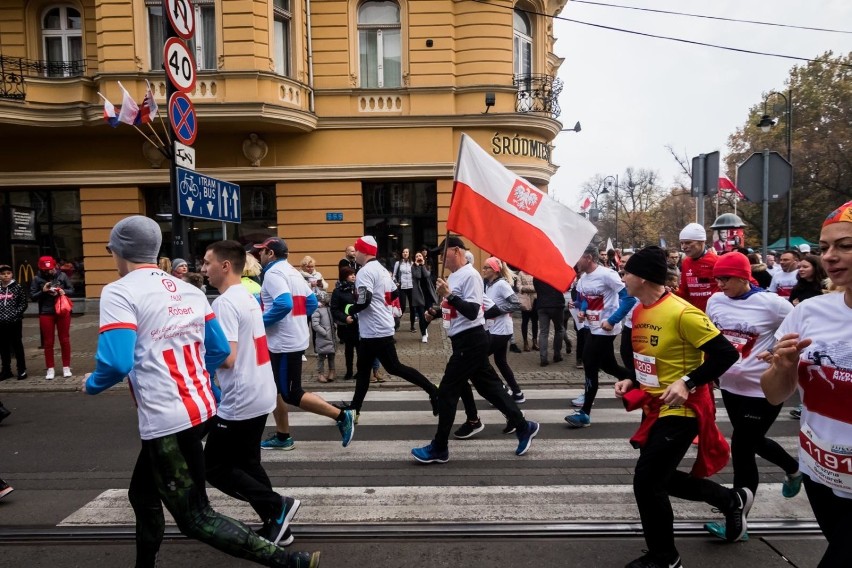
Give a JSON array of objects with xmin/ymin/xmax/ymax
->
[
  {"xmin": 355, "ymin": 259, "xmax": 396, "ymax": 339},
  {"xmin": 99, "ymin": 266, "xmax": 218, "ymax": 440},
  {"xmin": 776, "ymin": 292, "xmax": 852, "ymax": 497},
  {"xmin": 766, "ymin": 264, "xmax": 782, "ymax": 278},
  {"xmin": 260, "ymin": 259, "xmax": 312, "ymax": 353},
  {"xmin": 577, "ymin": 266, "xmax": 625, "ymax": 336},
  {"xmin": 707, "ymin": 290, "xmax": 793, "ymax": 398},
  {"xmin": 211, "ymin": 284, "xmax": 277, "ymax": 421},
  {"xmin": 484, "ymin": 278, "xmax": 514, "ymax": 336},
  {"xmin": 442, "ymin": 262, "xmax": 485, "ymax": 337},
  {"xmin": 769, "ymin": 269, "xmax": 798, "ymax": 298},
  {"xmin": 394, "ymin": 261, "xmax": 413, "ymax": 289}
]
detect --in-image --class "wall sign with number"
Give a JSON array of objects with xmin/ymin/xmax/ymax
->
[
  {"xmin": 164, "ymin": 37, "xmax": 196, "ymax": 94},
  {"xmin": 166, "ymin": 0, "xmax": 195, "ymax": 40}
]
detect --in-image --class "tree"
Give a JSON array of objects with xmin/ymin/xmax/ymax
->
[{"xmin": 726, "ymin": 51, "xmax": 852, "ymax": 244}]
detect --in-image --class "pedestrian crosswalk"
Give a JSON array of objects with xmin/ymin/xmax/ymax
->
[{"xmin": 59, "ymin": 388, "xmax": 813, "ymax": 529}]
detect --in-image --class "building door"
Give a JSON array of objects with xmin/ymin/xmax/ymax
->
[{"xmin": 362, "ymin": 181, "xmax": 437, "ymax": 270}]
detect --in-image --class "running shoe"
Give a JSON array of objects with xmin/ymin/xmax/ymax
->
[
  {"xmin": 454, "ymin": 420, "xmax": 485, "ymax": 439},
  {"xmin": 512, "ymin": 391, "xmax": 526, "ymax": 404},
  {"xmin": 261, "ymin": 434, "xmax": 296, "ymax": 450},
  {"xmin": 624, "ymin": 551, "xmax": 682, "ymax": 568},
  {"xmin": 337, "ymin": 409, "xmax": 356, "ymax": 447},
  {"xmin": 45, "ymin": 368, "xmax": 55, "ymax": 380},
  {"xmin": 515, "ymin": 420, "xmax": 540, "ymax": 456},
  {"xmin": 287, "ymin": 551, "xmax": 321, "ymax": 568},
  {"xmin": 421, "ymin": 331, "xmax": 429, "ymax": 343},
  {"xmin": 703, "ymin": 521, "xmax": 749, "ymax": 542},
  {"xmin": 782, "ymin": 471, "xmax": 804, "ymax": 498},
  {"xmin": 789, "ymin": 404, "xmax": 802, "ymax": 419},
  {"xmin": 411, "ymin": 443, "xmax": 449, "ymax": 464},
  {"xmin": 0, "ymin": 479, "xmax": 13, "ymax": 500},
  {"xmin": 266, "ymin": 496, "xmax": 301, "ymax": 546},
  {"xmin": 571, "ymin": 393, "xmax": 585, "ymax": 408},
  {"xmin": 724, "ymin": 487, "xmax": 754, "ymax": 542},
  {"xmin": 62, "ymin": 366, "xmax": 72, "ymax": 378},
  {"xmin": 564, "ymin": 410, "xmax": 591, "ymax": 428}
]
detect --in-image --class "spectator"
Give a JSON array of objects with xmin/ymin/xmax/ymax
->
[
  {"xmin": 311, "ymin": 291, "xmax": 336, "ymax": 382},
  {"xmin": 331, "ymin": 267, "xmax": 359, "ymax": 380},
  {"xmin": 789, "ymin": 254, "xmax": 827, "ymax": 306},
  {"xmin": 338, "ymin": 245, "xmax": 357, "ymax": 280},
  {"xmin": 411, "ymin": 251, "xmax": 438, "ymax": 343},
  {"xmin": 516, "ymin": 269, "xmax": 538, "ymax": 351},
  {"xmin": 0, "ymin": 263, "xmax": 28, "ymax": 380},
  {"xmin": 171, "ymin": 258, "xmax": 188, "ymax": 278},
  {"xmin": 299, "ymin": 256, "xmax": 328, "ymax": 294},
  {"xmin": 392, "ymin": 248, "xmax": 415, "ymax": 332},
  {"xmin": 241, "ymin": 252, "xmax": 262, "ymax": 303},
  {"xmin": 533, "ymin": 277, "xmax": 566, "ymax": 366},
  {"xmin": 30, "ymin": 256, "xmax": 73, "ymax": 379}
]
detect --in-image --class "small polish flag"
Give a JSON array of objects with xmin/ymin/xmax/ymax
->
[
  {"xmin": 719, "ymin": 175, "xmax": 746, "ymax": 201},
  {"xmin": 98, "ymin": 92, "xmax": 119, "ymax": 127},
  {"xmin": 579, "ymin": 196, "xmax": 592, "ymax": 212},
  {"xmin": 117, "ymin": 81, "xmax": 140, "ymax": 126},
  {"xmin": 139, "ymin": 80, "xmax": 158, "ymax": 124}
]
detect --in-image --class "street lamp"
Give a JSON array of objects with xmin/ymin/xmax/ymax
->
[
  {"xmin": 560, "ymin": 121, "xmax": 582, "ymax": 133},
  {"xmin": 756, "ymin": 89, "xmax": 792, "ymax": 249},
  {"xmin": 600, "ymin": 174, "xmax": 618, "ymax": 249}
]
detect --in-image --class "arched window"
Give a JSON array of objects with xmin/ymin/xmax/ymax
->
[
  {"xmin": 41, "ymin": 5, "xmax": 83, "ymax": 77},
  {"xmin": 358, "ymin": 1, "xmax": 401, "ymax": 88},
  {"xmin": 513, "ymin": 9, "xmax": 532, "ymax": 79}
]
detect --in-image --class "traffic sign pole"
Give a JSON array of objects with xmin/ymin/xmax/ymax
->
[{"xmin": 762, "ymin": 150, "xmax": 770, "ymax": 264}]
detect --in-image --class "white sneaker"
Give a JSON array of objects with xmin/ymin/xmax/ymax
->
[
  {"xmin": 45, "ymin": 368, "xmax": 55, "ymax": 380},
  {"xmin": 421, "ymin": 332, "xmax": 428, "ymax": 343},
  {"xmin": 301, "ymin": 355, "xmax": 307, "ymax": 362},
  {"xmin": 63, "ymin": 367, "xmax": 72, "ymax": 378}
]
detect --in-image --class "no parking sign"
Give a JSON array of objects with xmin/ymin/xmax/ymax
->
[{"xmin": 169, "ymin": 92, "xmax": 197, "ymax": 146}]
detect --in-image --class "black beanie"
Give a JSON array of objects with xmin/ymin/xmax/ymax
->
[{"xmin": 624, "ymin": 246, "xmax": 668, "ymax": 285}]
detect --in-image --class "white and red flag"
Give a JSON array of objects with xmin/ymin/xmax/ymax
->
[
  {"xmin": 139, "ymin": 80, "xmax": 158, "ymax": 124},
  {"xmin": 447, "ymin": 134, "xmax": 597, "ymax": 291},
  {"xmin": 579, "ymin": 196, "xmax": 592, "ymax": 212},
  {"xmin": 719, "ymin": 175, "xmax": 746, "ymax": 201},
  {"xmin": 117, "ymin": 81, "xmax": 140, "ymax": 125},
  {"xmin": 98, "ymin": 92, "xmax": 119, "ymax": 127}
]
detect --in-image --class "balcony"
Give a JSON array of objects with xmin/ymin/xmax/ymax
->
[
  {"xmin": 513, "ymin": 74, "xmax": 562, "ymax": 119},
  {"xmin": 0, "ymin": 55, "xmax": 87, "ymax": 101}
]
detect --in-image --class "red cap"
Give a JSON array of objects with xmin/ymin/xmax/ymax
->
[
  {"xmin": 38, "ymin": 256, "xmax": 56, "ymax": 270},
  {"xmin": 354, "ymin": 236, "xmax": 378, "ymax": 256},
  {"xmin": 713, "ymin": 252, "xmax": 751, "ymax": 281}
]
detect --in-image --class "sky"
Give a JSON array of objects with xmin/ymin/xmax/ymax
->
[{"xmin": 548, "ymin": 0, "xmax": 852, "ymax": 208}]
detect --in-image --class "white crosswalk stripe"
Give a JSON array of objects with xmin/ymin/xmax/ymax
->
[{"xmin": 59, "ymin": 388, "xmax": 810, "ymax": 528}]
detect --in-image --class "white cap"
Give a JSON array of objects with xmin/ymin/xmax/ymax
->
[
  {"xmin": 799, "ymin": 244, "xmax": 811, "ymax": 253},
  {"xmin": 679, "ymin": 223, "xmax": 707, "ymax": 241}
]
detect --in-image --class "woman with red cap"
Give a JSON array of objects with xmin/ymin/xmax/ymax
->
[
  {"xmin": 762, "ymin": 200, "xmax": 852, "ymax": 567},
  {"xmin": 703, "ymin": 252, "xmax": 801, "ymax": 540},
  {"xmin": 30, "ymin": 256, "xmax": 73, "ymax": 379}
]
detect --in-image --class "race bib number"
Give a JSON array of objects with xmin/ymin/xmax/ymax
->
[
  {"xmin": 633, "ymin": 353, "xmax": 659, "ymax": 388},
  {"xmin": 586, "ymin": 312, "xmax": 601, "ymax": 322},
  {"xmin": 721, "ymin": 330, "xmax": 756, "ymax": 361},
  {"xmin": 799, "ymin": 422, "xmax": 852, "ymax": 493}
]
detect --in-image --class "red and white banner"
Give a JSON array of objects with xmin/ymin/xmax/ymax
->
[
  {"xmin": 579, "ymin": 196, "xmax": 592, "ymax": 212},
  {"xmin": 448, "ymin": 134, "xmax": 597, "ymax": 291},
  {"xmin": 719, "ymin": 175, "xmax": 746, "ymax": 201}
]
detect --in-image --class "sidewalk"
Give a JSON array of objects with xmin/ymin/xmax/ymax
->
[{"xmin": 0, "ymin": 312, "xmax": 590, "ymax": 393}]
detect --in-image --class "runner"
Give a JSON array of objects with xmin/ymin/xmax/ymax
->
[
  {"xmin": 761, "ymin": 200, "xmax": 852, "ymax": 567},
  {"xmin": 614, "ymin": 246, "xmax": 746, "ymax": 568},
  {"xmin": 411, "ymin": 236, "xmax": 538, "ymax": 464},
  {"xmin": 703, "ymin": 252, "xmax": 800, "ymax": 540},
  {"xmin": 83, "ymin": 215, "xmax": 319, "ymax": 568},
  {"xmin": 201, "ymin": 240, "xmax": 302, "ymax": 546},
  {"xmin": 676, "ymin": 222, "xmax": 718, "ymax": 312},
  {"xmin": 343, "ymin": 236, "xmax": 439, "ymax": 421},
  {"xmin": 254, "ymin": 237, "xmax": 355, "ymax": 450}
]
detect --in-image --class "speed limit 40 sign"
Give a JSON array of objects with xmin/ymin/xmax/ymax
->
[{"xmin": 164, "ymin": 37, "xmax": 196, "ymax": 94}]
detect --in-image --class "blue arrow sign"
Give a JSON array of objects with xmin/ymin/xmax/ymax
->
[{"xmin": 176, "ymin": 167, "xmax": 241, "ymax": 223}]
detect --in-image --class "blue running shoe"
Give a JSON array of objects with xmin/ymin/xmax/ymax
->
[
  {"xmin": 515, "ymin": 420, "xmax": 540, "ymax": 456},
  {"xmin": 338, "ymin": 409, "xmax": 356, "ymax": 447},
  {"xmin": 411, "ymin": 443, "xmax": 449, "ymax": 464},
  {"xmin": 704, "ymin": 520, "xmax": 749, "ymax": 542},
  {"xmin": 261, "ymin": 433, "xmax": 296, "ymax": 450},
  {"xmin": 564, "ymin": 410, "xmax": 591, "ymax": 428},
  {"xmin": 782, "ymin": 471, "xmax": 803, "ymax": 498},
  {"xmin": 268, "ymin": 496, "xmax": 301, "ymax": 546}
]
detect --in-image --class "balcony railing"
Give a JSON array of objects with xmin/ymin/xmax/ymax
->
[
  {"xmin": 0, "ymin": 55, "xmax": 87, "ymax": 101},
  {"xmin": 513, "ymin": 74, "xmax": 562, "ymax": 119}
]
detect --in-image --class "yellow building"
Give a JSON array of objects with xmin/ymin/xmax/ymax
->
[{"xmin": 0, "ymin": 0, "xmax": 567, "ymax": 298}]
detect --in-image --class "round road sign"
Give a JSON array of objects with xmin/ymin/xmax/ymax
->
[
  {"xmin": 169, "ymin": 92, "xmax": 197, "ymax": 146},
  {"xmin": 166, "ymin": 0, "xmax": 195, "ymax": 40},
  {"xmin": 164, "ymin": 37, "xmax": 196, "ymax": 94}
]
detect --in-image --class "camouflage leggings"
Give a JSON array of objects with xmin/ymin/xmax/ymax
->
[{"xmin": 128, "ymin": 423, "xmax": 289, "ymax": 568}]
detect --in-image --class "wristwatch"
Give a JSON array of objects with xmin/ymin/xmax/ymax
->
[{"xmin": 681, "ymin": 376, "xmax": 698, "ymax": 393}]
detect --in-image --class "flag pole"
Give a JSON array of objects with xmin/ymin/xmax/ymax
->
[
  {"xmin": 147, "ymin": 122, "xmax": 167, "ymax": 149},
  {"xmin": 440, "ymin": 134, "xmax": 468, "ymax": 280},
  {"xmin": 132, "ymin": 124, "xmax": 169, "ymax": 159}
]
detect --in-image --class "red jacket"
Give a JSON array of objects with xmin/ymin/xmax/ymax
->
[
  {"xmin": 624, "ymin": 384, "xmax": 730, "ymax": 478},
  {"xmin": 677, "ymin": 250, "xmax": 718, "ymax": 312}
]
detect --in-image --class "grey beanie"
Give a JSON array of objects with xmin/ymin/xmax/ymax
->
[
  {"xmin": 108, "ymin": 215, "xmax": 162, "ymax": 263},
  {"xmin": 171, "ymin": 258, "xmax": 188, "ymax": 271}
]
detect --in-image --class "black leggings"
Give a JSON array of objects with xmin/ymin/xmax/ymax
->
[
  {"xmin": 581, "ymin": 333, "xmax": 629, "ymax": 415},
  {"xmin": 351, "ymin": 335, "xmax": 437, "ymax": 411},
  {"xmin": 413, "ymin": 306, "xmax": 431, "ymax": 335},
  {"xmin": 804, "ymin": 474, "xmax": 852, "ymax": 568},
  {"xmin": 129, "ymin": 423, "xmax": 292, "ymax": 567},
  {"xmin": 459, "ymin": 333, "xmax": 522, "ymax": 419},
  {"xmin": 337, "ymin": 329, "xmax": 358, "ymax": 376},
  {"xmin": 619, "ymin": 326, "xmax": 635, "ymax": 381},
  {"xmin": 721, "ymin": 389, "xmax": 799, "ymax": 493},
  {"xmin": 399, "ymin": 288, "xmax": 414, "ymax": 327},
  {"xmin": 520, "ymin": 309, "xmax": 538, "ymax": 344}
]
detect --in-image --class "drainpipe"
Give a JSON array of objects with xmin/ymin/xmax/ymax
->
[{"xmin": 306, "ymin": 0, "xmax": 315, "ymax": 113}]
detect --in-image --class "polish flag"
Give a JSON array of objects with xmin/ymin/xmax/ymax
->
[
  {"xmin": 117, "ymin": 81, "xmax": 140, "ymax": 126},
  {"xmin": 139, "ymin": 80, "xmax": 158, "ymax": 124},
  {"xmin": 448, "ymin": 134, "xmax": 597, "ymax": 291},
  {"xmin": 98, "ymin": 92, "xmax": 119, "ymax": 127},
  {"xmin": 579, "ymin": 196, "xmax": 592, "ymax": 212},
  {"xmin": 719, "ymin": 175, "xmax": 746, "ymax": 200}
]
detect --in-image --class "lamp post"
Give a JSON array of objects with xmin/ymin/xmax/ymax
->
[
  {"xmin": 756, "ymin": 89, "xmax": 792, "ymax": 250},
  {"xmin": 600, "ymin": 174, "xmax": 618, "ymax": 250}
]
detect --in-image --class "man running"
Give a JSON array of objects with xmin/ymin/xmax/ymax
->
[
  {"xmin": 677, "ymin": 222, "xmax": 718, "ymax": 312},
  {"xmin": 411, "ymin": 236, "xmax": 538, "ymax": 464},
  {"xmin": 201, "ymin": 240, "xmax": 301, "ymax": 546},
  {"xmin": 84, "ymin": 215, "xmax": 319, "ymax": 568}
]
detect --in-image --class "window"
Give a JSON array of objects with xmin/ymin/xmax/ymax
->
[
  {"xmin": 358, "ymin": 1, "xmax": 401, "ymax": 88},
  {"xmin": 363, "ymin": 181, "xmax": 437, "ymax": 269},
  {"xmin": 41, "ymin": 6, "xmax": 83, "ymax": 77},
  {"xmin": 273, "ymin": 0, "xmax": 292, "ymax": 76},
  {"xmin": 147, "ymin": 0, "xmax": 216, "ymax": 71},
  {"xmin": 513, "ymin": 9, "xmax": 532, "ymax": 79}
]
